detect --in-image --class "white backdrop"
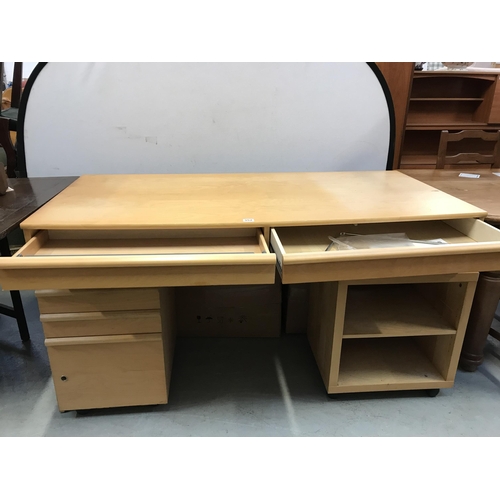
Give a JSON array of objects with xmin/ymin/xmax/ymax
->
[{"xmin": 22, "ymin": 62, "xmax": 391, "ymax": 176}]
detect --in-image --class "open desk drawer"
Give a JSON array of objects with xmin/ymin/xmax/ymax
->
[
  {"xmin": 271, "ymin": 219, "xmax": 500, "ymax": 283},
  {"xmin": 0, "ymin": 228, "xmax": 276, "ymax": 290}
]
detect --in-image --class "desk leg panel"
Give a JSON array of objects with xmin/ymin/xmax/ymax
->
[
  {"xmin": 306, "ymin": 282, "xmax": 347, "ymax": 392},
  {"xmin": 160, "ymin": 287, "xmax": 177, "ymax": 400}
]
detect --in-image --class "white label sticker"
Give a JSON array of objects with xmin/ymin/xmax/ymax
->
[
  {"xmin": 242, "ymin": 218, "xmax": 254, "ymax": 222},
  {"xmin": 459, "ymin": 173, "xmax": 480, "ymax": 178}
]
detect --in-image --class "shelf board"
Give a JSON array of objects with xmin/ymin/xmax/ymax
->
[
  {"xmin": 343, "ymin": 285, "xmax": 456, "ymax": 339},
  {"xmin": 336, "ymin": 337, "xmax": 448, "ymax": 391},
  {"xmin": 406, "ymin": 123, "xmax": 491, "ymax": 130},
  {"xmin": 410, "ymin": 98, "xmax": 484, "ymax": 102},
  {"xmin": 413, "ymin": 71, "xmax": 497, "ymax": 81}
]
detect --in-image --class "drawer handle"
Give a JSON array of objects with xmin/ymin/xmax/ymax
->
[{"xmin": 61, "ymin": 376, "xmax": 67, "ymax": 382}]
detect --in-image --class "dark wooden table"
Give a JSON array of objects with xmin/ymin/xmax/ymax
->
[
  {"xmin": 401, "ymin": 169, "xmax": 500, "ymax": 371},
  {"xmin": 0, "ymin": 176, "xmax": 77, "ymax": 341}
]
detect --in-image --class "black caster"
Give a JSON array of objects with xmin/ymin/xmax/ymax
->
[
  {"xmin": 327, "ymin": 393, "xmax": 338, "ymax": 400},
  {"xmin": 426, "ymin": 389, "xmax": 440, "ymax": 397},
  {"xmin": 76, "ymin": 409, "xmax": 91, "ymax": 416}
]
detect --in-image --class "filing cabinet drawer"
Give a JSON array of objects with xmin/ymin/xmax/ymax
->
[
  {"xmin": 271, "ymin": 218, "xmax": 500, "ymax": 283},
  {"xmin": 46, "ymin": 333, "xmax": 168, "ymax": 411},
  {"xmin": 36, "ymin": 288, "xmax": 160, "ymax": 313},
  {"xmin": 40, "ymin": 310, "xmax": 162, "ymax": 338}
]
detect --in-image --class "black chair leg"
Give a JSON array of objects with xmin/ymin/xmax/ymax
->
[
  {"xmin": 0, "ymin": 237, "xmax": 30, "ymax": 342},
  {"xmin": 9, "ymin": 290, "xmax": 30, "ymax": 342}
]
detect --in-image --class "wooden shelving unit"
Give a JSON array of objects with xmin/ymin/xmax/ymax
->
[
  {"xmin": 307, "ymin": 275, "xmax": 478, "ymax": 395},
  {"xmin": 400, "ymin": 70, "xmax": 500, "ymax": 169}
]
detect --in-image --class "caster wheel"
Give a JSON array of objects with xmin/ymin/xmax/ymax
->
[
  {"xmin": 327, "ymin": 393, "xmax": 338, "ymax": 400},
  {"xmin": 426, "ymin": 389, "xmax": 440, "ymax": 398},
  {"xmin": 76, "ymin": 409, "xmax": 91, "ymax": 416}
]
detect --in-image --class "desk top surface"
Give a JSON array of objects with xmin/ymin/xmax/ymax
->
[
  {"xmin": 401, "ymin": 169, "xmax": 500, "ymax": 225},
  {"xmin": 0, "ymin": 177, "xmax": 78, "ymax": 239},
  {"xmin": 19, "ymin": 171, "xmax": 487, "ymax": 231}
]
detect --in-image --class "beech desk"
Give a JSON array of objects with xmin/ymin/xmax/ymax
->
[{"xmin": 1, "ymin": 171, "xmax": 500, "ymax": 412}]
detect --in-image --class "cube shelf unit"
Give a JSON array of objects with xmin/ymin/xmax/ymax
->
[
  {"xmin": 401, "ymin": 71, "xmax": 500, "ymax": 169},
  {"xmin": 307, "ymin": 275, "xmax": 478, "ymax": 395}
]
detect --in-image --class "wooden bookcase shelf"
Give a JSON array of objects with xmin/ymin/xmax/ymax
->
[
  {"xmin": 411, "ymin": 72, "xmax": 495, "ymax": 98},
  {"xmin": 407, "ymin": 124, "xmax": 500, "ymax": 130},
  {"xmin": 400, "ymin": 71, "xmax": 500, "ymax": 169},
  {"xmin": 410, "ymin": 98, "xmax": 484, "ymax": 101}
]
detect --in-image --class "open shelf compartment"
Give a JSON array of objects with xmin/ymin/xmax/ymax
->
[
  {"xmin": 343, "ymin": 283, "xmax": 464, "ymax": 338},
  {"xmin": 411, "ymin": 74, "xmax": 495, "ymax": 99},
  {"xmin": 335, "ymin": 336, "xmax": 453, "ymax": 393}
]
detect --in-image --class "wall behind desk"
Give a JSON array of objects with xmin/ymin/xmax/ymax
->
[{"xmin": 19, "ymin": 62, "xmax": 392, "ymax": 177}]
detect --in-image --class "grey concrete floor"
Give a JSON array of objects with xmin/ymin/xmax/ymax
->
[{"xmin": 1, "ymin": 290, "xmax": 500, "ymax": 437}]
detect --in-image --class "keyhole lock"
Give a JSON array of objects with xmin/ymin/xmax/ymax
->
[{"xmin": 61, "ymin": 376, "xmax": 67, "ymax": 381}]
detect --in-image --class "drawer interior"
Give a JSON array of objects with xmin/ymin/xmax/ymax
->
[
  {"xmin": 274, "ymin": 220, "xmax": 479, "ymax": 255},
  {"xmin": 272, "ymin": 218, "xmax": 499, "ymax": 283},
  {"xmin": 2, "ymin": 229, "xmax": 276, "ymax": 290},
  {"xmin": 16, "ymin": 228, "xmax": 269, "ymax": 257}
]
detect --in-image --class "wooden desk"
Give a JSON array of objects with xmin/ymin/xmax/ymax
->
[
  {"xmin": 400, "ymin": 169, "xmax": 500, "ymax": 225},
  {"xmin": 0, "ymin": 177, "xmax": 78, "ymax": 341},
  {"xmin": 2, "ymin": 171, "xmax": 500, "ymax": 411},
  {"xmin": 0, "ymin": 177, "xmax": 79, "ymax": 240},
  {"xmin": 401, "ymin": 169, "xmax": 500, "ymax": 371}
]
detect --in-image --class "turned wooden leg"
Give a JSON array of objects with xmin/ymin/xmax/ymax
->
[{"xmin": 460, "ymin": 271, "xmax": 500, "ymax": 372}]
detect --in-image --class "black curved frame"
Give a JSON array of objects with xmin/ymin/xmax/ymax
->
[{"xmin": 16, "ymin": 61, "xmax": 47, "ymax": 178}]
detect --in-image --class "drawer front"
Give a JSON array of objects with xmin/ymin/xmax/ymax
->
[
  {"xmin": 36, "ymin": 288, "xmax": 160, "ymax": 313},
  {"xmin": 40, "ymin": 310, "xmax": 162, "ymax": 338},
  {"xmin": 272, "ymin": 219, "xmax": 500, "ymax": 283},
  {"xmin": 46, "ymin": 334, "xmax": 167, "ymax": 411},
  {"xmin": 0, "ymin": 229, "xmax": 276, "ymax": 290}
]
